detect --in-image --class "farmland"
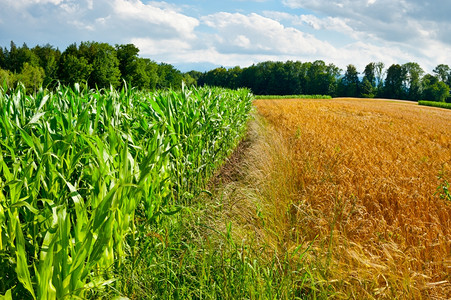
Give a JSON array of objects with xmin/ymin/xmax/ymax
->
[
  {"xmin": 1, "ymin": 85, "xmax": 450, "ymax": 299},
  {"xmin": 251, "ymin": 98, "xmax": 451, "ymax": 298},
  {"xmin": 0, "ymin": 84, "xmax": 252, "ymax": 299}
]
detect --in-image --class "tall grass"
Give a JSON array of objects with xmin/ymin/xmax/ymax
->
[
  {"xmin": 0, "ymin": 83, "xmax": 252, "ymax": 298},
  {"xmin": 110, "ymin": 114, "xmax": 321, "ymax": 299}
]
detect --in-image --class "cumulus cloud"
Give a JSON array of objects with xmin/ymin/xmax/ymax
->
[
  {"xmin": 201, "ymin": 12, "xmax": 334, "ymax": 56},
  {"xmin": 263, "ymin": 11, "xmax": 356, "ymax": 38},
  {"xmin": 0, "ymin": 0, "xmax": 450, "ymax": 73},
  {"xmin": 196, "ymin": 11, "xmax": 425, "ymax": 72},
  {"xmin": 0, "ymin": 0, "xmax": 199, "ymax": 48},
  {"xmin": 281, "ymin": 0, "xmax": 450, "ymax": 45},
  {"xmin": 112, "ymin": 0, "xmax": 199, "ymax": 39},
  {"xmin": 130, "ymin": 37, "xmax": 192, "ymax": 55}
]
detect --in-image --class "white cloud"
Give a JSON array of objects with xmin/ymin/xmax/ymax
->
[
  {"xmin": 334, "ymin": 41, "xmax": 414, "ymax": 70},
  {"xmin": 3, "ymin": 0, "xmax": 64, "ymax": 7},
  {"xmin": 68, "ymin": 20, "xmax": 95, "ymax": 31},
  {"xmin": 188, "ymin": 12, "xmax": 403, "ymax": 71},
  {"xmin": 280, "ymin": 0, "xmax": 449, "ymax": 44},
  {"xmin": 145, "ymin": 1, "xmax": 182, "ymax": 11},
  {"xmin": 263, "ymin": 11, "xmax": 358, "ymax": 42},
  {"xmin": 130, "ymin": 37, "xmax": 192, "ymax": 55},
  {"xmin": 234, "ymin": 35, "xmax": 251, "ymax": 49},
  {"xmin": 0, "ymin": 0, "xmax": 450, "ymax": 73},
  {"xmin": 281, "ymin": 0, "xmax": 303, "ymax": 9},
  {"xmin": 0, "ymin": 0, "xmax": 200, "ymax": 47},
  {"xmin": 201, "ymin": 12, "xmax": 333, "ymax": 56},
  {"xmin": 112, "ymin": 0, "xmax": 199, "ymax": 39},
  {"xmin": 59, "ymin": 2, "xmax": 81, "ymax": 15}
]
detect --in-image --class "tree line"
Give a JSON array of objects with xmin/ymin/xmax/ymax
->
[
  {"xmin": 196, "ymin": 61, "xmax": 451, "ymax": 102},
  {"xmin": 1, "ymin": 41, "xmax": 450, "ymax": 102},
  {"xmin": 0, "ymin": 41, "xmax": 193, "ymax": 92}
]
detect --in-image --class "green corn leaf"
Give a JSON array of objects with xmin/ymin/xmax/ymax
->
[
  {"xmin": 0, "ymin": 289, "xmax": 13, "ymax": 300},
  {"xmin": 9, "ymin": 200, "xmax": 39, "ymax": 215},
  {"xmin": 19, "ymin": 128, "xmax": 34, "ymax": 149},
  {"xmin": 36, "ymin": 222, "xmax": 57, "ymax": 300},
  {"xmin": 27, "ymin": 112, "xmax": 46, "ymax": 126},
  {"xmin": 12, "ymin": 212, "xmax": 36, "ymax": 299},
  {"xmin": 37, "ymin": 94, "xmax": 49, "ymax": 111}
]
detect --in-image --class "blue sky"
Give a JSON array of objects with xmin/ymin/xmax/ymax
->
[{"xmin": 1, "ymin": 0, "xmax": 450, "ymax": 73}]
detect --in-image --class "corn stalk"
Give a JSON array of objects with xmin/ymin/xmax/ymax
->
[{"xmin": 0, "ymin": 84, "xmax": 252, "ymax": 298}]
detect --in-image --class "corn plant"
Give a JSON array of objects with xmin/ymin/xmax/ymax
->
[{"xmin": 0, "ymin": 83, "xmax": 252, "ymax": 298}]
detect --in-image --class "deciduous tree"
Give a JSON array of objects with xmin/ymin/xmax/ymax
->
[
  {"xmin": 16, "ymin": 62, "xmax": 45, "ymax": 93},
  {"xmin": 433, "ymin": 64, "xmax": 451, "ymax": 86},
  {"xmin": 340, "ymin": 64, "xmax": 360, "ymax": 97},
  {"xmin": 384, "ymin": 64, "xmax": 407, "ymax": 99},
  {"xmin": 403, "ymin": 62, "xmax": 424, "ymax": 100},
  {"xmin": 422, "ymin": 74, "xmax": 450, "ymax": 102}
]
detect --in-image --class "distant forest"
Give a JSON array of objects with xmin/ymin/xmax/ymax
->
[
  {"xmin": 0, "ymin": 41, "xmax": 450, "ymax": 102},
  {"xmin": 0, "ymin": 41, "xmax": 187, "ymax": 92},
  {"xmin": 198, "ymin": 61, "xmax": 450, "ymax": 102}
]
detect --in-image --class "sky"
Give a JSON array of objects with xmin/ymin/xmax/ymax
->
[{"xmin": 1, "ymin": 0, "xmax": 450, "ymax": 73}]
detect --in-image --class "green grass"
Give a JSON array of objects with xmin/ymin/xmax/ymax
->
[
  {"xmin": 106, "ymin": 202, "xmax": 319, "ymax": 299},
  {"xmin": 418, "ymin": 100, "xmax": 451, "ymax": 109},
  {"xmin": 0, "ymin": 83, "xmax": 253, "ymax": 299},
  {"xmin": 255, "ymin": 95, "xmax": 332, "ymax": 99}
]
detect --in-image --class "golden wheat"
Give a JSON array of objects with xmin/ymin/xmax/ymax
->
[{"xmin": 254, "ymin": 98, "xmax": 451, "ymax": 299}]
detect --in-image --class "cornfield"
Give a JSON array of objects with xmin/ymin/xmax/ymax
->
[
  {"xmin": 0, "ymin": 84, "xmax": 252, "ymax": 299},
  {"xmin": 254, "ymin": 98, "xmax": 451, "ymax": 298}
]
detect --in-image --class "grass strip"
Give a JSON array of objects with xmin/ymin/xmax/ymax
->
[
  {"xmin": 418, "ymin": 100, "xmax": 451, "ymax": 109},
  {"xmin": 109, "ymin": 115, "xmax": 323, "ymax": 299}
]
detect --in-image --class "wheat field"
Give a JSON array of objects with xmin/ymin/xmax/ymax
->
[{"xmin": 254, "ymin": 98, "xmax": 451, "ymax": 298}]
